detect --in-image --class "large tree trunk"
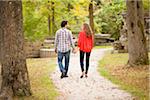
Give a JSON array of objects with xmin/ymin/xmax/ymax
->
[
  {"xmin": 0, "ymin": 1, "xmax": 31, "ymax": 98},
  {"xmin": 0, "ymin": 25, "xmax": 2, "ymax": 63},
  {"xmin": 126, "ymin": 0, "xmax": 149, "ymax": 66},
  {"xmin": 0, "ymin": 20, "xmax": 2, "ymax": 93},
  {"xmin": 89, "ymin": 0, "xmax": 94, "ymax": 33}
]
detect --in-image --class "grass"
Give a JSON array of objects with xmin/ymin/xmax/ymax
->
[
  {"xmin": 98, "ymin": 52, "xmax": 149, "ymax": 100},
  {"xmin": 94, "ymin": 45, "xmax": 113, "ymax": 49},
  {"xmin": 14, "ymin": 58, "xmax": 59, "ymax": 100}
]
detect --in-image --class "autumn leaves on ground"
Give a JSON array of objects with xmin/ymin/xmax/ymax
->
[
  {"xmin": 98, "ymin": 52, "xmax": 149, "ymax": 100},
  {"xmin": 14, "ymin": 58, "xmax": 58, "ymax": 100}
]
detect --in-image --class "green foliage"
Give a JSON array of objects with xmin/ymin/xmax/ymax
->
[
  {"xmin": 23, "ymin": 1, "xmax": 49, "ymax": 41},
  {"xmin": 23, "ymin": 0, "xmax": 149, "ymax": 41},
  {"xmin": 23, "ymin": 0, "xmax": 90, "ymax": 41},
  {"xmin": 95, "ymin": 0, "xmax": 126, "ymax": 40},
  {"xmin": 94, "ymin": 0, "xmax": 149, "ymax": 40},
  {"xmin": 143, "ymin": 0, "xmax": 150, "ymax": 10}
]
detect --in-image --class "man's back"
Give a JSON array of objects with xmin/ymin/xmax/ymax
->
[{"xmin": 55, "ymin": 28, "xmax": 74, "ymax": 53}]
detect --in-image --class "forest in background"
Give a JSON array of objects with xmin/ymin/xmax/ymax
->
[{"xmin": 23, "ymin": 0, "xmax": 149, "ymax": 41}]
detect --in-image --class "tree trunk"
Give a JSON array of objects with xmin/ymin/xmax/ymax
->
[
  {"xmin": 68, "ymin": 3, "xmax": 71, "ymax": 12},
  {"xmin": 89, "ymin": 0, "xmax": 94, "ymax": 33},
  {"xmin": 0, "ymin": 1, "xmax": 31, "ymax": 98},
  {"xmin": 47, "ymin": 1, "xmax": 51, "ymax": 36},
  {"xmin": 0, "ymin": 25, "xmax": 2, "ymax": 63},
  {"xmin": 126, "ymin": 0, "xmax": 149, "ymax": 66},
  {"xmin": 52, "ymin": 2, "xmax": 55, "ymax": 35},
  {"xmin": 48, "ymin": 14, "xmax": 51, "ymax": 36}
]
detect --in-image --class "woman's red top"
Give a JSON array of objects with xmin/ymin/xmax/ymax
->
[{"xmin": 78, "ymin": 31, "xmax": 94, "ymax": 52}]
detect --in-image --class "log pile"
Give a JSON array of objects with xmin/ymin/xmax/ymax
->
[
  {"xmin": 94, "ymin": 34, "xmax": 114, "ymax": 46},
  {"xmin": 40, "ymin": 48, "xmax": 56, "ymax": 58},
  {"xmin": 24, "ymin": 37, "xmax": 56, "ymax": 58},
  {"xmin": 40, "ymin": 37, "xmax": 56, "ymax": 58}
]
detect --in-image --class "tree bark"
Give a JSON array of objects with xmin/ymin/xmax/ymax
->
[
  {"xmin": 47, "ymin": 1, "xmax": 51, "ymax": 36},
  {"xmin": 52, "ymin": 2, "xmax": 55, "ymax": 35},
  {"xmin": 89, "ymin": 0, "xmax": 94, "ymax": 33},
  {"xmin": 0, "ymin": 24, "xmax": 2, "ymax": 63},
  {"xmin": 0, "ymin": 1, "xmax": 31, "ymax": 98},
  {"xmin": 48, "ymin": 14, "xmax": 51, "ymax": 36},
  {"xmin": 68, "ymin": 3, "xmax": 71, "ymax": 12},
  {"xmin": 126, "ymin": 0, "xmax": 149, "ymax": 66}
]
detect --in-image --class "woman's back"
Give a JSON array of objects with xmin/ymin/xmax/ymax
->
[{"xmin": 78, "ymin": 31, "xmax": 93, "ymax": 52}]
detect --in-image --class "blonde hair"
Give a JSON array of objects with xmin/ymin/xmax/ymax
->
[{"xmin": 83, "ymin": 23, "xmax": 93, "ymax": 37}]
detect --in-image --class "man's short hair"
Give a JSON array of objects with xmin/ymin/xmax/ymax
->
[{"xmin": 61, "ymin": 21, "xmax": 68, "ymax": 27}]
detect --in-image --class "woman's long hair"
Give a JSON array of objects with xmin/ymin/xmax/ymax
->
[{"xmin": 83, "ymin": 23, "xmax": 93, "ymax": 38}]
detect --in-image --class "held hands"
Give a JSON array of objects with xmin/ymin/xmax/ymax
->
[
  {"xmin": 55, "ymin": 47, "xmax": 78, "ymax": 54},
  {"xmin": 72, "ymin": 47, "xmax": 79, "ymax": 54}
]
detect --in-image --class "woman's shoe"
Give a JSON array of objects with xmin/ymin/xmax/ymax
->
[
  {"xmin": 80, "ymin": 75, "xmax": 84, "ymax": 78},
  {"xmin": 80, "ymin": 71, "xmax": 85, "ymax": 78},
  {"xmin": 85, "ymin": 74, "xmax": 88, "ymax": 78}
]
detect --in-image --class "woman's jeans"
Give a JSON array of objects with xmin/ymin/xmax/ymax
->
[
  {"xmin": 80, "ymin": 50, "xmax": 91, "ymax": 74},
  {"xmin": 58, "ymin": 50, "xmax": 70, "ymax": 75}
]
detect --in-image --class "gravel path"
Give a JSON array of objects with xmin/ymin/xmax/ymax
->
[{"xmin": 51, "ymin": 49, "xmax": 134, "ymax": 100}]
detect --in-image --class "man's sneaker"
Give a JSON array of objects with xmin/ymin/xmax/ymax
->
[
  {"xmin": 63, "ymin": 75, "xmax": 68, "ymax": 78},
  {"xmin": 60, "ymin": 72, "xmax": 65, "ymax": 79},
  {"xmin": 60, "ymin": 74, "xmax": 63, "ymax": 79}
]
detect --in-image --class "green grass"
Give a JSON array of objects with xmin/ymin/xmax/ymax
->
[
  {"xmin": 98, "ymin": 52, "xmax": 149, "ymax": 100},
  {"xmin": 14, "ymin": 58, "xmax": 59, "ymax": 100},
  {"xmin": 94, "ymin": 45, "xmax": 113, "ymax": 49}
]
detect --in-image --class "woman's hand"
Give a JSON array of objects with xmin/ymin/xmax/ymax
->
[{"xmin": 72, "ymin": 47, "xmax": 79, "ymax": 54}]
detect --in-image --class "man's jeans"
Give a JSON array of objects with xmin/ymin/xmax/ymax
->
[{"xmin": 58, "ymin": 50, "xmax": 70, "ymax": 75}]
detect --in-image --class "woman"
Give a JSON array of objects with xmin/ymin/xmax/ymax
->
[{"xmin": 78, "ymin": 23, "xmax": 94, "ymax": 78}]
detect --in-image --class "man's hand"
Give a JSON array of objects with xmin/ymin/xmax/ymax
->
[
  {"xmin": 72, "ymin": 47, "xmax": 78, "ymax": 54},
  {"xmin": 72, "ymin": 48, "xmax": 75, "ymax": 54},
  {"xmin": 55, "ymin": 48, "xmax": 57, "ymax": 53}
]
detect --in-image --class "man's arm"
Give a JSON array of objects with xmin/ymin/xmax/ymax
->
[{"xmin": 69, "ymin": 31, "xmax": 75, "ymax": 49}]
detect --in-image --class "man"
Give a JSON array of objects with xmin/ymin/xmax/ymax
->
[{"xmin": 54, "ymin": 21, "xmax": 75, "ymax": 79}]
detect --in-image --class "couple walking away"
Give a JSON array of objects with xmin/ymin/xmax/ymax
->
[{"xmin": 54, "ymin": 20, "xmax": 94, "ymax": 79}]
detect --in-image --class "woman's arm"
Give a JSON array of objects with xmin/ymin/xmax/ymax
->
[
  {"xmin": 91, "ymin": 34, "xmax": 94, "ymax": 48},
  {"xmin": 78, "ymin": 32, "xmax": 81, "ymax": 48}
]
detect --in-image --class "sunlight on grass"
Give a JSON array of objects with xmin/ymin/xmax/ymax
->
[
  {"xmin": 94, "ymin": 45, "xmax": 113, "ymax": 49},
  {"xmin": 98, "ymin": 52, "xmax": 150, "ymax": 100},
  {"xmin": 14, "ymin": 58, "xmax": 59, "ymax": 100}
]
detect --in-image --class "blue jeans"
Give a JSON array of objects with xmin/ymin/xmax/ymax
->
[{"xmin": 58, "ymin": 50, "xmax": 70, "ymax": 74}]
